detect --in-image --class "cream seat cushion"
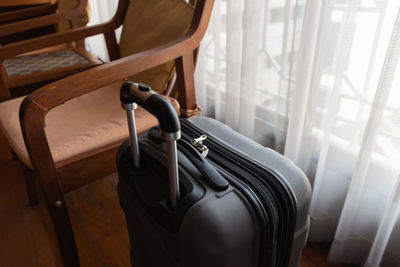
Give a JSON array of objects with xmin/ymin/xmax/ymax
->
[{"xmin": 0, "ymin": 81, "xmax": 179, "ymax": 168}]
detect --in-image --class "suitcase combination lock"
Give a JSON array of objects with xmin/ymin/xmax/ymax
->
[{"xmin": 191, "ymin": 135, "xmax": 209, "ymax": 157}]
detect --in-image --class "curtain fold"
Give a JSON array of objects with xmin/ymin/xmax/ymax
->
[
  {"xmin": 329, "ymin": 6, "xmax": 400, "ymax": 265},
  {"xmin": 195, "ymin": 0, "xmax": 400, "ymax": 266},
  {"xmin": 284, "ymin": 0, "xmax": 322, "ymax": 163},
  {"xmin": 237, "ymin": 0, "xmax": 263, "ymax": 138},
  {"xmin": 225, "ymin": 0, "xmax": 243, "ymax": 129},
  {"xmin": 85, "ymin": 0, "xmax": 119, "ymax": 61}
]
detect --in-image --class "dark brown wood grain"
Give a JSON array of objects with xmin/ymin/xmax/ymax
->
[
  {"xmin": 19, "ymin": 97, "xmax": 80, "ymax": 266},
  {"xmin": 69, "ymin": 184, "xmax": 131, "ymax": 267},
  {"xmin": 104, "ymin": 30, "xmax": 120, "ymax": 61},
  {"xmin": 57, "ymin": 145, "xmax": 121, "ymax": 193},
  {"xmin": 176, "ymin": 52, "xmax": 197, "ymax": 114},
  {"xmin": 22, "ymin": 163, "xmax": 39, "ymax": 206}
]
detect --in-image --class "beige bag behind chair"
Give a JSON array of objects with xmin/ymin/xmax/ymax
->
[
  {"xmin": 119, "ymin": 0, "xmax": 195, "ymax": 93},
  {"xmin": 58, "ymin": 0, "xmax": 90, "ymax": 32}
]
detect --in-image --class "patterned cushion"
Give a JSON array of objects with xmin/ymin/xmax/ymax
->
[{"xmin": 4, "ymin": 50, "xmax": 90, "ymax": 77}]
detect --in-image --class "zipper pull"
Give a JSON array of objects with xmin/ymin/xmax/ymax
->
[
  {"xmin": 192, "ymin": 135, "xmax": 207, "ymax": 145},
  {"xmin": 191, "ymin": 135, "xmax": 209, "ymax": 157}
]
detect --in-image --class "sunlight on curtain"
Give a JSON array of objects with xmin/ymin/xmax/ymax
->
[
  {"xmin": 85, "ymin": 0, "xmax": 119, "ymax": 61},
  {"xmin": 195, "ymin": 0, "xmax": 400, "ymax": 266},
  {"xmin": 195, "ymin": 0, "xmax": 305, "ymax": 151}
]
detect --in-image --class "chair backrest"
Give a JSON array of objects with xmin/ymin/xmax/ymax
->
[{"xmin": 118, "ymin": 0, "xmax": 195, "ymax": 93}]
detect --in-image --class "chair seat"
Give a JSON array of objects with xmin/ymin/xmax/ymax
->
[
  {"xmin": 4, "ymin": 45, "xmax": 103, "ymax": 89},
  {"xmin": 0, "ymin": 81, "xmax": 179, "ymax": 168}
]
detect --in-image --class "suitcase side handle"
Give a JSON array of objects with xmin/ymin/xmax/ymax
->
[
  {"xmin": 148, "ymin": 128, "xmax": 229, "ymax": 191},
  {"xmin": 120, "ymin": 81, "xmax": 181, "ymax": 209}
]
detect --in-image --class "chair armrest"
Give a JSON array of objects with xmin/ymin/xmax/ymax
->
[{"xmin": 0, "ymin": 0, "xmax": 129, "ymax": 59}]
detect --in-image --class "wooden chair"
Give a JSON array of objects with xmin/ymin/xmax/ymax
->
[
  {"xmin": 0, "ymin": 0, "xmax": 213, "ymax": 265},
  {"xmin": 0, "ymin": 0, "xmax": 96, "ymax": 100}
]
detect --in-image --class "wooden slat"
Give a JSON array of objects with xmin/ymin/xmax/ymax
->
[
  {"xmin": 57, "ymin": 145, "xmax": 121, "ymax": 193},
  {"xmin": 88, "ymin": 176, "xmax": 130, "ymax": 246},
  {"xmin": 175, "ymin": 52, "xmax": 197, "ymax": 114},
  {"xmin": 0, "ymin": 162, "xmax": 35, "ymax": 267},
  {"xmin": 0, "ymin": 156, "xmax": 64, "ymax": 266},
  {"xmin": 66, "ymin": 194, "xmax": 106, "ymax": 267},
  {"xmin": 67, "ymin": 182, "xmax": 131, "ymax": 266}
]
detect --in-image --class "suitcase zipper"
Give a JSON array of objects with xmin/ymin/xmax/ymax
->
[
  {"xmin": 210, "ymin": 154, "xmax": 278, "ymax": 267},
  {"xmin": 191, "ymin": 135, "xmax": 209, "ymax": 157},
  {"xmin": 180, "ymin": 119, "xmax": 297, "ymax": 267},
  {"xmin": 180, "ymin": 128, "xmax": 276, "ymax": 266},
  {"xmin": 213, "ymin": 164, "xmax": 274, "ymax": 266}
]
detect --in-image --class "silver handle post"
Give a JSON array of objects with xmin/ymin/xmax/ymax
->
[
  {"xmin": 122, "ymin": 103, "xmax": 140, "ymax": 169},
  {"xmin": 162, "ymin": 131, "xmax": 181, "ymax": 209},
  {"xmin": 166, "ymin": 140, "xmax": 179, "ymax": 208}
]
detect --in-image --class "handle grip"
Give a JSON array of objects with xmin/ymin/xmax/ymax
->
[{"xmin": 120, "ymin": 81, "xmax": 180, "ymax": 134}]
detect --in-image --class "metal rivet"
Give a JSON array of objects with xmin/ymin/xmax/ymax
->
[{"xmin": 54, "ymin": 200, "xmax": 62, "ymax": 207}]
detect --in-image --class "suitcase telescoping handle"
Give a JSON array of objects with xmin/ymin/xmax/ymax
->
[{"xmin": 120, "ymin": 81, "xmax": 181, "ymax": 208}]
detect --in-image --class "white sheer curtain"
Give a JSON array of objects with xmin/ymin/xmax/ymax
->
[
  {"xmin": 195, "ymin": 0, "xmax": 400, "ymax": 266},
  {"xmin": 85, "ymin": 0, "xmax": 119, "ymax": 61}
]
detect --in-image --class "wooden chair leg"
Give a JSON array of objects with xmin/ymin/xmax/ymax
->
[
  {"xmin": 45, "ymin": 192, "xmax": 80, "ymax": 266},
  {"xmin": 22, "ymin": 164, "xmax": 39, "ymax": 206},
  {"xmin": 21, "ymin": 167, "xmax": 80, "ymax": 266}
]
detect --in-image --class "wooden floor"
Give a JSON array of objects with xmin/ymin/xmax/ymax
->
[{"xmin": 0, "ymin": 130, "xmax": 350, "ymax": 267}]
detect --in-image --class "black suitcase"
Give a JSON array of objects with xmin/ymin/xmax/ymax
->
[{"xmin": 117, "ymin": 81, "xmax": 311, "ymax": 267}]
